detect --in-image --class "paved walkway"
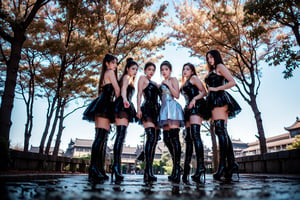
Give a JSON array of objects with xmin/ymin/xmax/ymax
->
[{"xmin": 1, "ymin": 173, "xmax": 300, "ymax": 200}]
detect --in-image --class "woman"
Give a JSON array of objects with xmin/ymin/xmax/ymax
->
[
  {"xmin": 159, "ymin": 60, "xmax": 184, "ymax": 183},
  {"xmin": 205, "ymin": 49, "xmax": 241, "ymax": 181},
  {"xmin": 112, "ymin": 58, "xmax": 138, "ymax": 182},
  {"xmin": 180, "ymin": 63, "xmax": 207, "ymax": 184},
  {"xmin": 83, "ymin": 54, "xmax": 120, "ymax": 182},
  {"xmin": 136, "ymin": 62, "xmax": 160, "ymax": 183}
]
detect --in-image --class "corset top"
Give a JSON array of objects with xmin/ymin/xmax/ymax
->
[
  {"xmin": 100, "ymin": 83, "xmax": 114, "ymax": 101},
  {"xmin": 143, "ymin": 81, "xmax": 160, "ymax": 103},
  {"xmin": 205, "ymin": 72, "xmax": 226, "ymax": 88},
  {"xmin": 181, "ymin": 80, "xmax": 199, "ymax": 103},
  {"xmin": 160, "ymin": 84, "xmax": 173, "ymax": 102}
]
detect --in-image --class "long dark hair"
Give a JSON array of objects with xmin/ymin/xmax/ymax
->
[
  {"xmin": 206, "ymin": 50, "xmax": 224, "ymax": 72},
  {"xmin": 181, "ymin": 62, "xmax": 197, "ymax": 83},
  {"xmin": 119, "ymin": 58, "xmax": 138, "ymax": 88},
  {"xmin": 98, "ymin": 54, "xmax": 118, "ymax": 94}
]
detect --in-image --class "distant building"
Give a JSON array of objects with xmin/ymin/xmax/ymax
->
[
  {"xmin": 29, "ymin": 145, "xmax": 64, "ymax": 156},
  {"xmin": 232, "ymin": 139, "xmax": 249, "ymax": 157},
  {"xmin": 242, "ymin": 117, "xmax": 300, "ymax": 156},
  {"xmin": 64, "ymin": 138, "xmax": 93, "ymax": 158}
]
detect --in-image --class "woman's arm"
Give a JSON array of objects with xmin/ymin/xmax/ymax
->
[
  {"xmin": 107, "ymin": 70, "xmax": 120, "ymax": 97},
  {"xmin": 121, "ymin": 75, "xmax": 130, "ymax": 108},
  {"xmin": 136, "ymin": 76, "xmax": 145, "ymax": 119}
]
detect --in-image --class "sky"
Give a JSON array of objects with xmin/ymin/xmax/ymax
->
[
  {"xmin": 8, "ymin": 1, "xmax": 300, "ymax": 152},
  {"xmin": 9, "ymin": 41, "xmax": 300, "ymax": 152}
]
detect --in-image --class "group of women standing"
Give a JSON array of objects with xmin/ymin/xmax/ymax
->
[{"xmin": 83, "ymin": 50, "xmax": 241, "ymax": 185}]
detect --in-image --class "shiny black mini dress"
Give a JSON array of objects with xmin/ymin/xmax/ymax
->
[
  {"xmin": 140, "ymin": 81, "xmax": 160, "ymax": 126},
  {"xmin": 83, "ymin": 83, "xmax": 115, "ymax": 123},
  {"xmin": 181, "ymin": 79, "xmax": 208, "ymax": 121},
  {"xmin": 114, "ymin": 85, "xmax": 138, "ymax": 123},
  {"xmin": 205, "ymin": 72, "xmax": 241, "ymax": 119}
]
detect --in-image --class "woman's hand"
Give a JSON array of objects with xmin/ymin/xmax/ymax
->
[
  {"xmin": 208, "ymin": 87, "xmax": 218, "ymax": 92},
  {"xmin": 123, "ymin": 99, "xmax": 130, "ymax": 108},
  {"xmin": 188, "ymin": 98, "xmax": 196, "ymax": 109},
  {"xmin": 136, "ymin": 110, "xmax": 142, "ymax": 119}
]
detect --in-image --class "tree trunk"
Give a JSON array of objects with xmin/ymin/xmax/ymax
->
[
  {"xmin": 45, "ymin": 98, "xmax": 61, "ymax": 155},
  {"xmin": 292, "ymin": 25, "xmax": 300, "ymax": 47},
  {"xmin": 0, "ymin": 31, "xmax": 26, "ymax": 170},
  {"xmin": 250, "ymin": 98, "xmax": 267, "ymax": 154},
  {"xmin": 53, "ymin": 101, "xmax": 66, "ymax": 156},
  {"xmin": 39, "ymin": 96, "xmax": 57, "ymax": 154},
  {"xmin": 23, "ymin": 71, "xmax": 35, "ymax": 152}
]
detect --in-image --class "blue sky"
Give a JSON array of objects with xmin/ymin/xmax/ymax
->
[{"xmin": 9, "ymin": 42, "xmax": 300, "ymax": 151}]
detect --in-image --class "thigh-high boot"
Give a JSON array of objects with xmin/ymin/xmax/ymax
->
[
  {"xmin": 144, "ymin": 127, "xmax": 157, "ymax": 182},
  {"xmin": 213, "ymin": 120, "xmax": 227, "ymax": 180},
  {"xmin": 182, "ymin": 127, "xmax": 193, "ymax": 184},
  {"xmin": 170, "ymin": 128, "xmax": 181, "ymax": 183},
  {"xmin": 163, "ymin": 130, "xmax": 175, "ymax": 180},
  {"xmin": 112, "ymin": 125, "xmax": 127, "ymax": 182},
  {"xmin": 190, "ymin": 124, "xmax": 206, "ymax": 183},
  {"xmin": 89, "ymin": 128, "xmax": 108, "ymax": 182}
]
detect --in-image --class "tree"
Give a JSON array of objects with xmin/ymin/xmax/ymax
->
[
  {"xmin": 287, "ymin": 135, "xmax": 300, "ymax": 150},
  {"xmin": 0, "ymin": 0, "xmax": 50, "ymax": 170},
  {"xmin": 244, "ymin": 0, "xmax": 300, "ymax": 78},
  {"xmin": 172, "ymin": 0, "xmax": 271, "ymax": 154}
]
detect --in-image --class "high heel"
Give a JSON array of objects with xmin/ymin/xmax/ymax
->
[
  {"xmin": 191, "ymin": 168, "xmax": 206, "ymax": 183},
  {"xmin": 225, "ymin": 162, "xmax": 239, "ymax": 181},
  {"xmin": 111, "ymin": 125, "xmax": 127, "ymax": 182}
]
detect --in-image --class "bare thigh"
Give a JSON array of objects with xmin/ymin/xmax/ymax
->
[
  {"xmin": 143, "ymin": 121, "xmax": 156, "ymax": 129},
  {"xmin": 95, "ymin": 117, "xmax": 110, "ymax": 130},
  {"xmin": 115, "ymin": 118, "xmax": 129, "ymax": 126},
  {"xmin": 190, "ymin": 114, "xmax": 203, "ymax": 125},
  {"xmin": 212, "ymin": 106, "xmax": 228, "ymax": 123}
]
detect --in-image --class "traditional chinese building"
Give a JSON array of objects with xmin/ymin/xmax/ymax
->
[{"xmin": 242, "ymin": 117, "xmax": 300, "ymax": 156}]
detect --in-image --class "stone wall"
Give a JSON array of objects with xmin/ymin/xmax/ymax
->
[
  {"xmin": 9, "ymin": 150, "xmax": 90, "ymax": 173},
  {"xmin": 236, "ymin": 149, "xmax": 300, "ymax": 174}
]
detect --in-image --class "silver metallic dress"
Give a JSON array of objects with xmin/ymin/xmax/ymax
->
[{"xmin": 159, "ymin": 84, "xmax": 184, "ymax": 127}]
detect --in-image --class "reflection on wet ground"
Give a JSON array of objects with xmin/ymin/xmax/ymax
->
[{"xmin": 2, "ymin": 174, "xmax": 300, "ymax": 199}]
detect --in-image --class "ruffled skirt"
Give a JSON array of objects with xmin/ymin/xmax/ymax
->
[
  {"xmin": 83, "ymin": 95, "xmax": 115, "ymax": 123},
  {"xmin": 160, "ymin": 99, "xmax": 184, "ymax": 127},
  {"xmin": 114, "ymin": 96, "xmax": 138, "ymax": 123},
  {"xmin": 183, "ymin": 98, "xmax": 209, "ymax": 121},
  {"xmin": 206, "ymin": 91, "xmax": 241, "ymax": 119},
  {"xmin": 140, "ymin": 101, "xmax": 160, "ymax": 126}
]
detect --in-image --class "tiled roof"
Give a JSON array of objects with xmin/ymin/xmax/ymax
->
[
  {"xmin": 285, "ymin": 117, "xmax": 300, "ymax": 130},
  {"xmin": 74, "ymin": 138, "xmax": 93, "ymax": 147}
]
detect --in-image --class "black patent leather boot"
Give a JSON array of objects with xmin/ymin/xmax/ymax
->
[
  {"xmin": 97, "ymin": 128, "xmax": 109, "ymax": 180},
  {"xmin": 163, "ymin": 130, "xmax": 175, "ymax": 180},
  {"xmin": 170, "ymin": 128, "xmax": 181, "ymax": 183},
  {"xmin": 112, "ymin": 125, "xmax": 127, "ymax": 182},
  {"xmin": 144, "ymin": 127, "xmax": 157, "ymax": 182},
  {"xmin": 89, "ymin": 128, "xmax": 108, "ymax": 183},
  {"xmin": 224, "ymin": 129, "xmax": 239, "ymax": 181},
  {"xmin": 182, "ymin": 127, "xmax": 193, "ymax": 184},
  {"xmin": 190, "ymin": 124, "xmax": 206, "ymax": 183},
  {"xmin": 213, "ymin": 120, "xmax": 227, "ymax": 181}
]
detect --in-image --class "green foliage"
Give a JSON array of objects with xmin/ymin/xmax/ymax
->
[{"xmin": 287, "ymin": 135, "xmax": 300, "ymax": 150}]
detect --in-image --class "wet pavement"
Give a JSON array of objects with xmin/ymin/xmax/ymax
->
[{"xmin": 1, "ymin": 173, "xmax": 300, "ymax": 200}]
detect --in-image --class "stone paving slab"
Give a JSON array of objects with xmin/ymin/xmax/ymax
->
[{"xmin": 1, "ymin": 174, "xmax": 300, "ymax": 200}]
